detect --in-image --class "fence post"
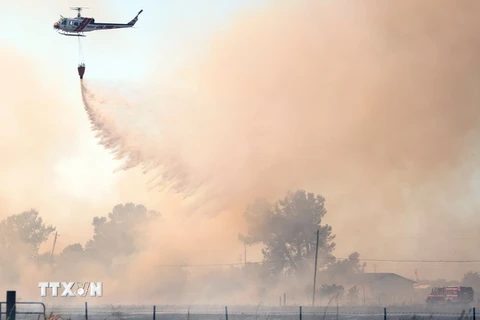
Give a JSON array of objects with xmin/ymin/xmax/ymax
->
[
  {"xmin": 473, "ymin": 307, "xmax": 476, "ymax": 320},
  {"xmin": 383, "ymin": 307, "xmax": 386, "ymax": 320},
  {"xmin": 299, "ymin": 306, "xmax": 302, "ymax": 320},
  {"xmin": 6, "ymin": 291, "xmax": 15, "ymax": 320},
  {"xmin": 153, "ymin": 305, "xmax": 156, "ymax": 320},
  {"xmin": 225, "ymin": 306, "xmax": 228, "ymax": 320},
  {"xmin": 85, "ymin": 302, "xmax": 88, "ymax": 320}
]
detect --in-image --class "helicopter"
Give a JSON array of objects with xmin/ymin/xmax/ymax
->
[{"xmin": 53, "ymin": 7, "xmax": 143, "ymax": 37}]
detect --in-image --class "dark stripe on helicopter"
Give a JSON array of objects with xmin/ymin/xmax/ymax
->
[
  {"xmin": 73, "ymin": 19, "xmax": 87, "ymax": 32},
  {"xmin": 78, "ymin": 18, "xmax": 93, "ymax": 32},
  {"xmin": 74, "ymin": 18, "xmax": 92, "ymax": 32},
  {"xmin": 90, "ymin": 23, "xmax": 129, "ymax": 29},
  {"xmin": 72, "ymin": 19, "xmax": 131, "ymax": 32}
]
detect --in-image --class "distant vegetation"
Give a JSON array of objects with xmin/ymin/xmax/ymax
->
[
  {"xmin": 418, "ymin": 271, "xmax": 480, "ymax": 293},
  {"xmin": 0, "ymin": 189, "xmax": 477, "ymax": 303}
]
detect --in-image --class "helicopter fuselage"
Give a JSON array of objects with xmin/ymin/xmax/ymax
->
[
  {"xmin": 53, "ymin": 9, "xmax": 142, "ymax": 36},
  {"xmin": 54, "ymin": 17, "xmax": 135, "ymax": 33}
]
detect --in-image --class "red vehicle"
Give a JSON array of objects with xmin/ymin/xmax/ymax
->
[{"xmin": 426, "ymin": 286, "xmax": 474, "ymax": 305}]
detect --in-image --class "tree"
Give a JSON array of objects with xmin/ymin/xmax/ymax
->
[
  {"xmin": 0, "ymin": 209, "xmax": 55, "ymax": 284},
  {"xmin": 321, "ymin": 284, "xmax": 344, "ymax": 298},
  {"xmin": 239, "ymin": 189, "xmax": 335, "ymax": 276},
  {"xmin": 322, "ymin": 252, "xmax": 366, "ymax": 282},
  {"xmin": 53, "ymin": 243, "xmax": 84, "ymax": 265},
  {"xmin": 462, "ymin": 271, "xmax": 480, "ymax": 290},
  {"xmin": 61, "ymin": 243, "xmax": 84, "ymax": 254},
  {"xmin": 347, "ymin": 285, "xmax": 359, "ymax": 303},
  {"xmin": 0, "ymin": 209, "xmax": 55, "ymax": 258},
  {"xmin": 84, "ymin": 203, "xmax": 160, "ymax": 265}
]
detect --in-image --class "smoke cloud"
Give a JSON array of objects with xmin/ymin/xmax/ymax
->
[
  {"xmin": 3, "ymin": 0, "xmax": 480, "ymax": 305},
  {"xmin": 81, "ymin": 0, "xmax": 480, "ymax": 267},
  {"xmin": 0, "ymin": 45, "xmax": 80, "ymax": 215}
]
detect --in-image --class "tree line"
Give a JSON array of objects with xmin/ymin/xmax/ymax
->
[{"xmin": 1, "ymin": 189, "xmax": 478, "ymax": 303}]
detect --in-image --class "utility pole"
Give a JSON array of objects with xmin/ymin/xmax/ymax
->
[
  {"xmin": 50, "ymin": 231, "xmax": 58, "ymax": 263},
  {"xmin": 244, "ymin": 243, "xmax": 247, "ymax": 266},
  {"xmin": 415, "ymin": 269, "xmax": 418, "ymax": 282},
  {"xmin": 312, "ymin": 229, "xmax": 320, "ymax": 306}
]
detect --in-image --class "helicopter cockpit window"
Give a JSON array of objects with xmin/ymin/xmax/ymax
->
[{"xmin": 61, "ymin": 20, "xmax": 67, "ymax": 25}]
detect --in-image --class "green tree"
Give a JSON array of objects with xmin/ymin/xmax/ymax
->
[
  {"xmin": 321, "ymin": 284, "xmax": 344, "ymax": 298},
  {"xmin": 0, "ymin": 209, "xmax": 55, "ymax": 258},
  {"xmin": 239, "ymin": 190, "xmax": 335, "ymax": 276},
  {"xmin": 0, "ymin": 209, "xmax": 55, "ymax": 284},
  {"xmin": 462, "ymin": 271, "xmax": 480, "ymax": 290},
  {"xmin": 322, "ymin": 252, "xmax": 366, "ymax": 282},
  {"xmin": 347, "ymin": 285, "xmax": 359, "ymax": 303},
  {"xmin": 62, "ymin": 243, "xmax": 84, "ymax": 254},
  {"xmin": 59, "ymin": 243, "xmax": 84, "ymax": 259},
  {"xmin": 55, "ymin": 243, "xmax": 84, "ymax": 264},
  {"xmin": 84, "ymin": 203, "xmax": 160, "ymax": 265}
]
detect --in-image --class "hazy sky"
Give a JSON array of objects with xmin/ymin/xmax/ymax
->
[
  {"xmin": 1, "ymin": 0, "xmax": 265, "ymax": 247},
  {"xmin": 3, "ymin": 0, "xmax": 480, "ymax": 283}
]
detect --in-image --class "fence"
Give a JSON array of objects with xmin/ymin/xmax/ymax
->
[
  {"xmin": 0, "ymin": 291, "xmax": 46, "ymax": 320},
  {"xmin": 1, "ymin": 291, "xmax": 478, "ymax": 320},
  {"xmin": 42, "ymin": 304, "xmax": 477, "ymax": 320}
]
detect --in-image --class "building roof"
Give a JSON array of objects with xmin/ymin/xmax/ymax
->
[
  {"xmin": 352, "ymin": 273, "xmax": 416, "ymax": 284},
  {"xmin": 323, "ymin": 272, "xmax": 416, "ymax": 285},
  {"xmin": 414, "ymin": 284, "xmax": 432, "ymax": 289}
]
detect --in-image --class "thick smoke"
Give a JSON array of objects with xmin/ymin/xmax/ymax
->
[
  {"xmin": 0, "ymin": 46, "xmax": 82, "ymax": 217},
  {"xmin": 80, "ymin": 0, "xmax": 480, "ymax": 279},
  {"xmin": 1, "ymin": 0, "xmax": 480, "ymax": 306}
]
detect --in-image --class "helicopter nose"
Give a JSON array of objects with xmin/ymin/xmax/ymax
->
[{"xmin": 53, "ymin": 22, "xmax": 59, "ymax": 29}]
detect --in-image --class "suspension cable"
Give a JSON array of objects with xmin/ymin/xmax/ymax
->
[{"xmin": 78, "ymin": 36, "xmax": 84, "ymax": 65}]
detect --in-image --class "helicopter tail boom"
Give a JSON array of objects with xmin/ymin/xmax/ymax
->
[{"xmin": 128, "ymin": 9, "xmax": 143, "ymax": 26}]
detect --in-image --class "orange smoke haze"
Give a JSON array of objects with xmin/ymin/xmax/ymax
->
[
  {"xmin": 82, "ymin": 0, "xmax": 480, "ymax": 273},
  {"xmin": 2, "ymin": 0, "xmax": 480, "ymax": 303}
]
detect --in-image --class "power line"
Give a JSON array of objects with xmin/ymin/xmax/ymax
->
[
  {"xmin": 378, "ymin": 236, "xmax": 480, "ymax": 240},
  {"xmin": 355, "ymin": 258, "xmax": 480, "ymax": 263},
  {"xmin": 156, "ymin": 255, "xmax": 480, "ymax": 268}
]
